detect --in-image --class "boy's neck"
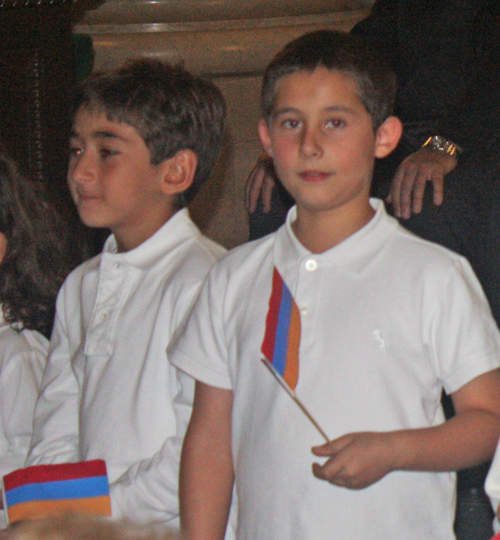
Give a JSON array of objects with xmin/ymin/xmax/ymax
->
[
  {"xmin": 114, "ymin": 205, "xmax": 179, "ymax": 253},
  {"xmin": 291, "ymin": 202, "xmax": 375, "ymax": 254}
]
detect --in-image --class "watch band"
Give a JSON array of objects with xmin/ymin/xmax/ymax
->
[{"xmin": 422, "ymin": 135, "xmax": 463, "ymax": 158}]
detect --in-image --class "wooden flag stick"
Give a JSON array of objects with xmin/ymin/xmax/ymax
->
[{"xmin": 261, "ymin": 358, "xmax": 329, "ymax": 442}]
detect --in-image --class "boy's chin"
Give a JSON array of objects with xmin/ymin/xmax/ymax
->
[{"xmin": 76, "ymin": 211, "xmax": 109, "ymax": 230}]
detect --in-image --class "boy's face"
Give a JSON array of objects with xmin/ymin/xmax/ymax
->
[
  {"xmin": 68, "ymin": 107, "xmax": 172, "ymax": 251},
  {"xmin": 259, "ymin": 67, "xmax": 392, "ymax": 219}
]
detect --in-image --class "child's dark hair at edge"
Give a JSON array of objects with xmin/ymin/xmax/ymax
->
[
  {"xmin": 73, "ymin": 58, "xmax": 227, "ymax": 206},
  {"xmin": 261, "ymin": 29, "xmax": 397, "ymax": 130},
  {"xmin": 0, "ymin": 153, "xmax": 72, "ymax": 338}
]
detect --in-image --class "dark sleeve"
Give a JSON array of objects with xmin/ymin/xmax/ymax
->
[
  {"xmin": 436, "ymin": 6, "xmax": 500, "ymax": 156},
  {"xmin": 350, "ymin": 0, "xmax": 400, "ymax": 69}
]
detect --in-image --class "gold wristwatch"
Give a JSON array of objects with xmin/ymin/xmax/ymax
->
[{"xmin": 422, "ymin": 135, "xmax": 463, "ymax": 158}]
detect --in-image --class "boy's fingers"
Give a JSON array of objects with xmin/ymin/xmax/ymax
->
[
  {"xmin": 410, "ymin": 171, "xmax": 428, "ymax": 215},
  {"xmin": 312, "ymin": 459, "xmax": 356, "ymax": 488},
  {"xmin": 391, "ymin": 149, "xmax": 455, "ymax": 218},
  {"xmin": 312, "ymin": 434, "xmax": 352, "ymax": 456},
  {"xmin": 390, "ymin": 166, "xmax": 416, "ymax": 219},
  {"xmin": 430, "ymin": 171, "xmax": 445, "ymax": 207},
  {"xmin": 399, "ymin": 169, "xmax": 420, "ymax": 219},
  {"xmin": 312, "ymin": 461, "xmax": 326, "ymax": 479},
  {"xmin": 312, "ymin": 460, "xmax": 342, "ymax": 483}
]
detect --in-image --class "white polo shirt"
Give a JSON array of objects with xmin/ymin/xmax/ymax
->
[
  {"xmin": 170, "ymin": 200, "xmax": 500, "ymax": 540},
  {"xmin": 0, "ymin": 312, "xmax": 46, "ymax": 478},
  {"xmin": 27, "ymin": 208, "xmax": 225, "ymax": 525},
  {"xmin": 485, "ymin": 438, "xmax": 500, "ymax": 532}
]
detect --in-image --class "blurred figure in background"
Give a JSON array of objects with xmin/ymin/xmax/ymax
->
[{"xmin": 0, "ymin": 152, "xmax": 72, "ymax": 527}]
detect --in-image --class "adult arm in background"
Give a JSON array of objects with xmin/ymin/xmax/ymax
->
[
  {"xmin": 26, "ymin": 286, "xmax": 81, "ymax": 466},
  {"xmin": 387, "ymin": 147, "xmax": 458, "ymax": 219},
  {"xmin": 109, "ymin": 370, "xmax": 194, "ymax": 523},
  {"xmin": 380, "ymin": 0, "xmax": 500, "ymax": 218},
  {"xmin": 180, "ymin": 381, "xmax": 234, "ymax": 540},
  {"xmin": 388, "ymin": 48, "xmax": 500, "ymax": 219}
]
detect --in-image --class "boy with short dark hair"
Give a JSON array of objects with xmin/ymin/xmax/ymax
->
[
  {"xmin": 26, "ymin": 59, "xmax": 226, "ymax": 525},
  {"xmin": 169, "ymin": 30, "xmax": 500, "ymax": 539}
]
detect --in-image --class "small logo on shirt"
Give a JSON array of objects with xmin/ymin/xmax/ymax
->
[{"xmin": 372, "ymin": 329, "xmax": 386, "ymax": 349}]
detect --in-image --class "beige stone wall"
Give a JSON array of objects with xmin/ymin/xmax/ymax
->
[{"xmin": 75, "ymin": 0, "xmax": 373, "ymax": 248}]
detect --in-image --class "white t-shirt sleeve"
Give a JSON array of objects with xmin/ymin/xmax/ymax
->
[
  {"xmin": 110, "ymin": 369, "xmax": 194, "ymax": 523},
  {"xmin": 425, "ymin": 257, "xmax": 500, "ymax": 395},
  {"xmin": 169, "ymin": 265, "xmax": 232, "ymax": 390},
  {"xmin": 26, "ymin": 285, "xmax": 81, "ymax": 466},
  {"xmin": 0, "ymin": 330, "xmax": 47, "ymax": 477}
]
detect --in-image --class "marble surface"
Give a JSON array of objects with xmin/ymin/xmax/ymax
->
[
  {"xmin": 81, "ymin": 11, "xmax": 369, "ymax": 74},
  {"xmin": 78, "ymin": 0, "xmax": 373, "ymax": 25}
]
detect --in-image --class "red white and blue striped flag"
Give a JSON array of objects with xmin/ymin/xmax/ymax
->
[{"xmin": 2, "ymin": 460, "xmax": 111, "ymax": 524}]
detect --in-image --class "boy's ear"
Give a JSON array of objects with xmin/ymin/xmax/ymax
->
[
  {"xmin": 159, "ymin": 149, "xmax": 198, "ymax": 195},
  {"xmin": 258, "ymin": 119, "xmax": 274, "ymax": 158},
  {"xmin": 374, "ymin": 116, "xmax": 403, "ymax": 159}
]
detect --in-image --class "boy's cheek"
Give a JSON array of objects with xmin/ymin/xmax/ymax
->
[{"xmin": 269, "ymin": 142, "xmax": 295, "ymax": 167}]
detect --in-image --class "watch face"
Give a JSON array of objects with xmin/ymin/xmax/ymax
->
[
  {"xmin": 424, "ymin": 136, "xmax": 460, "ymax": 156},
  {"xmin": 434, "ymin": 136, "xmax": 445, "ymax": 149}
]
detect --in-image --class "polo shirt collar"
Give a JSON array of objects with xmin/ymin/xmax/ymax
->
[
  {"xmin": 275, "ymin": 198, "xmax": 399, "ymax": 275},
  {"xmin": 102, "ymin": 208, "xmax": 199, "ymax": 269}
]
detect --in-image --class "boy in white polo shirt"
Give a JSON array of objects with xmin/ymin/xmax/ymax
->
[
  {"xmin": 26, "ymin": 59, "xmax": 226, "ymax": 525},
  {"xmin": 169, "ymin": 30, "xmax": 500, "ymax": 540}
]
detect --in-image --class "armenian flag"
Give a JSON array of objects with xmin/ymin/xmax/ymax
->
[
  {"xmin": 261, "ymin": 267, "xmax": 301, "ymax": 392},
  {"xmin": 2, "ymin": 460, "xmax": 111, "ymax": 524},
  {"xmin": 261, "ymin": 267, "xmax": 329, "ymax": 441}
]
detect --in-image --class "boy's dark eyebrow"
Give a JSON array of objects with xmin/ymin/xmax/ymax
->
[
  {"xmin": 272, "ymin": 105, "xmax": 358, "ymax": 117},
  {"xmin": 69, "ymin": 129, "xmax": 130, "ymax": 142},
  {"xmin": 93, "ymin": 130, "xmax": 129, "ymax": 141}
]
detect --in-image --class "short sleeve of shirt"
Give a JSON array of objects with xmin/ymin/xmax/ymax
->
[
  {"xmin": 169, "ymin": 263, "xmax": 232, "ymax": 390},
  {"xmin": 426, "ymin": 256, "xmax": 500, "ymax": 394}
]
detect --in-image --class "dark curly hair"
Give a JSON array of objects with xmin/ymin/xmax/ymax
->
[{"xmin": 0, "ymin": 153, "xmax": 72, "ymax": 338}]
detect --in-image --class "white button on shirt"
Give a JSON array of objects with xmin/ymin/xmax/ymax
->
[{"xmin": 305, "ymin": 259, "xmax": 318, "ymax": 271}]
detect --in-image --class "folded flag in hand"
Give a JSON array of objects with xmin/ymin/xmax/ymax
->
[{"xmin": 2, "ymin": 460, "xmax": 111, "ymax": 524}]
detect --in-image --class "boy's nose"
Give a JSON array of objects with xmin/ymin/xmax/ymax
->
[
  {"xmin": 300, "ymin": 128, "xmax": 322, "ymax": 158},
  {"xmin": 69, "ymin": 152, "xmax": 95, "ymax": 183}
]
